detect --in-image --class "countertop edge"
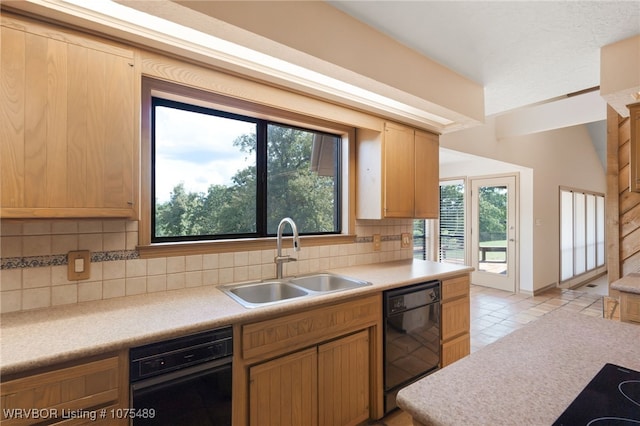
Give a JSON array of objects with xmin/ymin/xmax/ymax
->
[{"xmin": 611, "ymin": 273, "xmax": 640, "ymax": 294}]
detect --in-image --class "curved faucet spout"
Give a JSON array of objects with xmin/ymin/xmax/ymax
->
[{"xmin": 275, "ymin": 217, "xmax": 301, "ymax": 279}]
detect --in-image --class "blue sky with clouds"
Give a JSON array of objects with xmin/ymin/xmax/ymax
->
[{"xmin": 154, "ymin": 106, "xmax": 255, "ymax": 202}]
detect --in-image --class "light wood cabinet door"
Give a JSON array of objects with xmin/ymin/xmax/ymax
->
[
  {"xmin": 357, "ymin": 122, "xmax": 439, "ymax": 219},
  {"xmin": 441, "ymin": 296, "xmax": 470, "ymax": 341},
  {"xmin": 441, "ymin": 333, "xmax": 471, "ymax": 368},
  {"xmin": 440, "ymin": 275, "xmax": 471, "ymax": 366},
  {"xmin": 249, "ymin": 347, "xmax": 318, "ymax": 426},
  {"xmin": 383, "ymin": 122, "xmax": 415, "ymax": 218},
  {"xmin": 414, "ymin": 130, "xmax": 439, "ymax": 219},
  {"xmin": 620, "ymin": 292, "xmax": 640, "ymax": 323},
  {"xmin": 318, "ymin": 331, "xmax": 369, "ymax": 426},
  {"xmin": 0, "ymin": 354, "xmax": 127, "ymax": 425},
  {"xmin": 1, "ymin": 15, "xmax": 137, "ymax": 218}
]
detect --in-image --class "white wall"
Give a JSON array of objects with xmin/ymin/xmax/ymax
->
[{"xmin": 440, "ymin": 116, "xmax": 606, "ymax": 293}]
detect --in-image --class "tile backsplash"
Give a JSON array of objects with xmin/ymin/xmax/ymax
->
[{"xmin": 0, "ymin": 219, "xmax": 413, "ymax": 313}]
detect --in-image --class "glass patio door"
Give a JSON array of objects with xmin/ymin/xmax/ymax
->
[{"xmin": 470, "ymin": 175, "xmax": 517, "ymax": 292}]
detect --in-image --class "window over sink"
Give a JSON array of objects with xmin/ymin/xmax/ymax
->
[{"xmin": 142, "ymin": 78, "xmax": 347, "ymax": 248}]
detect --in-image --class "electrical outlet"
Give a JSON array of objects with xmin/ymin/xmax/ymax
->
[
  {"xmin": 68, "ymin": 250, "xmax": 91, "ymax": 281},
  {"xmin": 401, "ymin": 232, "xmax": 411, "ymax": 249},
  {"xmin": 373, "ymin": 234, "xmax": 381, "ymax": 251}
]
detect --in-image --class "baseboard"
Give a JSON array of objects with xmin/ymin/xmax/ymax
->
[{"xmin": 532, "ymin": 282, "xmax": 557, "ymax": 296}]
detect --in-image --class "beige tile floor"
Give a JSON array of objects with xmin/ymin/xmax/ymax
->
[{"xmin": 372, "ymin": 276, "xmax": 608, "ymax": 426}]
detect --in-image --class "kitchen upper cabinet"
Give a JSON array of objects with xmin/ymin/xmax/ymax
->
[
  {"xmin": 1, "ymin": 15, "xmax": 138, "ymax": 219},
  {"xmin": 357, "ymin": 122, "xmax": 439, "ymax": 219}
]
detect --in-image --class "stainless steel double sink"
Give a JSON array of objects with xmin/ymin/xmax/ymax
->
[{"xmin": 221, "ymin": 273, "xmax": 371, "ymax": 308}]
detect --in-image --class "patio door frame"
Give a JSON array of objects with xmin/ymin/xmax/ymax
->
[{"xmin": 469, "ymin": 173, "xmax": 519, "ymax": 293}]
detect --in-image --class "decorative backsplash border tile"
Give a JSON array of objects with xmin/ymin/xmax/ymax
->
[
  {"xmin": 1, "ymin": 250, "xmax": 139, "ymax": 270},
  {"xmin": 355, "ymin": 235, "xmax": 400, "ymax": 243},
  {"xmin": 1, "ymin": 255, "xmax": 68, "ymax": 269}
]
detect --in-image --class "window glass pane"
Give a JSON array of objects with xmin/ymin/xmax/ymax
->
[
  {"xmin": 266, "ymin": 123, "xmax": 340, "ymax": 235},
  {"xmin": 439, "ymin": 181, "xmax": 465, "ymax": 265},
  {"xmin": 586, "ymin": 194, "xmax": 596, "ymax": 270},
  {"xmin": 560, "ymin": 190, "xmax": 574, "ymax": 281},
  {"xmin": 477, "ymin": 185, "xmax": 508, "ymax": 274},
  {"xmin": 573, "ymin": 193, "xmax": 586, "ymax": 275},
  {"xmin": 413, "ymin": 219, "xmax": 426, "ymax": 260},
  {"xmin": 153, "ymin": 103, "xmax": 257, "ymax": 239},
  {"xmin": 596, "ymin": 195, "xmax": 605, "ymax": 266}
]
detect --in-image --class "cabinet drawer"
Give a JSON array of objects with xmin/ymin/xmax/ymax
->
[
  {"xmin": 620, "ymin": 292, "xmax": 640, "ymax": 323},
  {"xmin": 242, "ymin": 294, "xmax": 380, "ymax": 361},
  {"xmin": 441, "ymin": 297, "xmax": 470, "ymax": 341},
  {"xmin": 441, "ymin": 333, "xmax": 470, "ymax": 367},
  {"xmin": 441, "ymin": 275, "xmax": 469, "ymax": 302},
  {"xmin": 1, "ymin": 356, "xmax": 122, "ymax": 426}
]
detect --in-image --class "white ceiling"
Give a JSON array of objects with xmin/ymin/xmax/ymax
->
[{"xmin": 328, "ymin": 1, "xmax": 640, "ymax": 116}]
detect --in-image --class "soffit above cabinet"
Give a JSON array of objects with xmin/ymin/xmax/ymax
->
[{"xmin": 3, "ymin": 0, "xmax": 484, "ymax": 134}]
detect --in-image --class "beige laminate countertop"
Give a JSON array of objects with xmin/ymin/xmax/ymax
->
[
  {"xmin": 397, "ymin": 309, "xmax": 640, "ymax": 426},
  {"xmin": 0, "ymin": 259, "xmax": 472, "ymax": 376},
  {"xmin": 611, "ymin": 272, "xmax": 640, "ymax": 294}
]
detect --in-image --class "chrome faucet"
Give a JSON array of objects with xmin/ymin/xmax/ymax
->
[{"xmin": 275, "ymin": 217, "xmax": 301, "ymax": 279}]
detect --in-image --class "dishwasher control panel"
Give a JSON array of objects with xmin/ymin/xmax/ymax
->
[
  {"xmin": 384, "ymin": 280, "xmax": 440, "ymax": 315},
  {"xmin": 130, "ymin": 326, "xmax": 232, "ymax": 381}
]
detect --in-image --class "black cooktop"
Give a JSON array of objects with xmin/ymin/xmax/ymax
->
[{"xmin": 553, "ymin": 363, "xmax": 640, "ymax": 426}]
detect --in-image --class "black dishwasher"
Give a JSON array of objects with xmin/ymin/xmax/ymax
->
[
  {"xmin": 130, "ymin": 326, "xmax": 232, "ymax": 425},
  {"xmin": 383, "ymin": 280, "xmax": 441, "ymax": 413}
]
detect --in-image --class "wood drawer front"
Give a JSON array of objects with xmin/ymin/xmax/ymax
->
[
  {"xmin": 441, "ymin": 297, "xmax": 470, "ymax": 341},
  {"xmin": 242, "ymin": 294, "xmax": 380, "ymax": 361},
  {"xmin": 1, "ymin": 356, "xmax": 120, "ymax": 426},
  {"xmin": 620, "ymin": 293, "xmax": 640, "ymax": 323},
  {"xmin": 441, "ymin": 333, "xmax": 470, "ymax": 367},
  {"xmin": 441, "ymin": 275, "xmax": 469, "ymax": 302}
]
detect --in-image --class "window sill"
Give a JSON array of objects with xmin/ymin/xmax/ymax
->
[{"xmin": 137, "ymin": 234, "xmax": 357, "ymax": 259}]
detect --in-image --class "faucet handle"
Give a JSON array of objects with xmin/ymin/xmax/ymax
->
[{"xmin": 274, "ymin": 254, "xmax": 296, "ymax": 263}]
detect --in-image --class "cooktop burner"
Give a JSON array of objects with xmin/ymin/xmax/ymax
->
[{"xmin": 553, "ymin": 363, "xmax": 640, "ymax": 426}]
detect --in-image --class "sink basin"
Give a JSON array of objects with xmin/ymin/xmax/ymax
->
[
  {"xmin": 221, "ymin": 273, "xmax": 371, "ymax": 308},
  {"xmin": 289, "ymin": 273, "xmax": 371, "ymax": 293},
  {"xmin": 222, "ymin": 281, "xmax": 309, "ymax": 308}
]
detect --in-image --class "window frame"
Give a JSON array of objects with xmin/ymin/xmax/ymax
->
[
  {"xmin": 559, "ymin": 186, "xmax": 606, "ymax": 285},
  {"xmin": 139, "ymin": 77, "xmax": 356, "ymax": 258}
]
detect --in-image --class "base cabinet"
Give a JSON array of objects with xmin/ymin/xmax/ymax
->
[
  {"xmin": 249, "ymin": 330, "xmax": 370, "ymax": 426},
  {"xmin": 0, "ymin": 353, "xmax": 128, "ymax": 426},
  {"xmin": 620, "ymin": 292, "xmax": 640, "ymax": 323},
  {"xmin": 235, "ymin": 294, "xmax": 382, "ymax": 426},
  {"xmin": 441, "ymin": 275, "xmax": 471, "ymax": 367}
]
